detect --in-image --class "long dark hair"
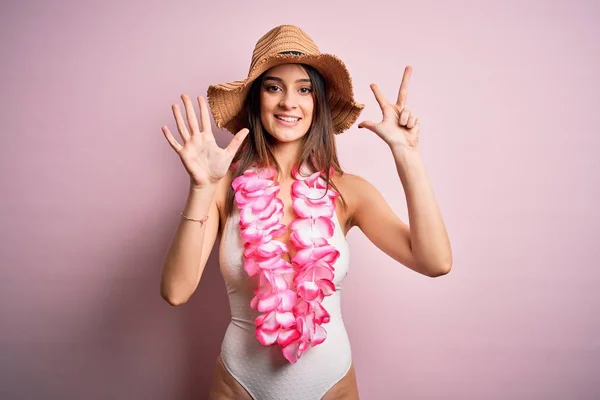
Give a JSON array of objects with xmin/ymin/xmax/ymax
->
[{"xmin": 224, "ymin": 64, "xmax": 348, "ymax": 218}]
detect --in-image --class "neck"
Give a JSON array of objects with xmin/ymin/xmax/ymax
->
[{"xmin": 271, "ymin": 140, "xmax": 303, "ymax": 178}]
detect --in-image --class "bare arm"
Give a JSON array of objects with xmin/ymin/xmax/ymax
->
[
  {"xmin": 392, "ymin": 147, "xmax": 452, "ymax": 276},
  {"xmin": 160, "ymin": 181, "xmax": 221, "ymax": 306},
  {"xmin": 159, "ymin": 93, "xmax": 248, "ymax": 306},
  {"xmin": 356, "ymin": 66, "xmax": 452, "ymax": 277},
  {"xmin": 351, "ymin": 150, "xmax": 452, "ymax": 278},
  {"xmin": 350, "ymin": 174, "xmax": 415, "ymax": 271}
]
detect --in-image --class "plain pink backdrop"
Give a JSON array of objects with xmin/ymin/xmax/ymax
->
[{"xmin": 1, "ymin": 0, "xmax": 599, "ymax": 399}]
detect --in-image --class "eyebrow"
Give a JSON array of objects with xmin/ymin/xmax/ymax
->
[{"xmin": 264, "ymin": 76, "xmax": 312, "ymax": 84}]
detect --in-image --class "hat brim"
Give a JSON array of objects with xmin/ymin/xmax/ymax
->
[{"xmin": 207, "ymin": 53, "xmax": 364, "ymax": 135}]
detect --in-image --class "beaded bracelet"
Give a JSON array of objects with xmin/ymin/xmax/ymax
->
[{"xmin": 180, "ymin": 211, "xmax": 209, "ymax": 225}]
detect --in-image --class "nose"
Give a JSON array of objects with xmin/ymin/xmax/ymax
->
[{"xmin": 279, "ymin": 90, "xmax": 298, "ymax": 109}]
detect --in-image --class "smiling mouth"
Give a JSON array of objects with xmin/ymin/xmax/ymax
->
[{"xmin": 275, "ymin": 115, "xmax": 301, "ymax": 122}]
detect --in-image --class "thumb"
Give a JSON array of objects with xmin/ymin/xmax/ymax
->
[
  {"xmin": 358, "ymin": 120, "xmax": 378, "ymax": 133},
  {"xmin": 226, "ymin": 128, "xmax": 250, "ymax": 156}
]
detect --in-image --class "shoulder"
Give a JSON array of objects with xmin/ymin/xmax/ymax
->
[
  {"xmin": 336, "ymin": 171, "xmax": 377, "ymax": 199},
  {"xmin": 336, "ymin": 171, "xmax": 371, "ymax": 189},
  {"xmin": 334, "ymin": 171, "xmax": 379, "ymax": 229}
]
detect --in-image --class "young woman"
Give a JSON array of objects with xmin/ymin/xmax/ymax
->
[{"xmin": 160, "ymin": 25, "xmax": 452, "ymax": 400}]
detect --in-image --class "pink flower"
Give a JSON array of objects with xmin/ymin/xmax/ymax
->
[
  {"xmin": 233, "ymin": 163, "xmax": 340, "ymax": 363},
  {"xmin": 289, "ymin": 216, "xmax": 335, "ymax": 248}
]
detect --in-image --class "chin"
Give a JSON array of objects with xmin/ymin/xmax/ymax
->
[
  {"xmin": 271, "ymin": 130, "xmax": 307, "ymax": 142},
  {"xmin": 265, "ymin": 122, "xmax": 310, "ymax": 142}
]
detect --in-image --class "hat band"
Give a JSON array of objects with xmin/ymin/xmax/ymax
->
[{"xmin": 277, "ymin": 50, "xmax": 304, "ymax": 56}]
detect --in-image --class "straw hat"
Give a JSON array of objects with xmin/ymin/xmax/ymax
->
[{"xmin": 207, "ymin": 25, "xmax": 364, "ymax": 135}]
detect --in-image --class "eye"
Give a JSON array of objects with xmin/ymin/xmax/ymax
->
[
  {"xmin": 265, "ymin": 85, "xmax": 281, "ymax": 92},
  {"xmin": 299, "ymin": 87, "xmax": 313, "ymax": 94}
]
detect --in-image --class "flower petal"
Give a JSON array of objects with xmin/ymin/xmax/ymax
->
[
  {"xmin": 256, "ymin": 327, "xmax": 278, "ymax": 345},
  {"xmin": 257, "ymin": 293, "xmax": 280, "ymax": 312},
  {"xmin": 276, "ymin": 311, "xmax": 296, "ymax": 328},
  {"xmin": 278, "ymin": 327, "xmax": 301, "ymax": 347},
  {"xmin": 297, "ymin": 281, "xmax": 321, "ymax": 301},
  {"xmin": 312, "ymin": 324, "xmax": 327, "ymax": 346},
  {"xmin": 282, "ymin": 341, "xmax": 300, "ymax": 363},
  {"xmin": 279, "ymin": 289, "xmax": 298, "ymax": 311}
]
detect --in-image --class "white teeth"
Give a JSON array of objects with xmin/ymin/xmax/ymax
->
[{"xmin": 276, "ymin": 116, "xmax": 299, "ymax": 122}]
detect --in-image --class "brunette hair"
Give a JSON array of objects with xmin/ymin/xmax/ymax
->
[{"xmin": 224, "ymin": 64, "xmax": 348, "ymax": 218}]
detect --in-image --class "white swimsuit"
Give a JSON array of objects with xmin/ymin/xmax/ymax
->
[{"xmin": 218, "ymin": 207, "xmax": 352, "ymax": 399}]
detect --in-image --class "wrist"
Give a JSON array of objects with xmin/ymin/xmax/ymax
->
[
  {"xmin": 189, "ymin": 181, "xmax": 218, "ymax": 192},
  {"xmin": 187, "ymin": 183, "xmax": 218, "ymax": 206},
  {"xmin": 180, "ymin": 211, "xmax": 209, "ymax": 225},
  {"xmin": 189, "ymin": 174, "xmax": 221, "ymax": 190},
  {"xmin": 390, "ymin": 145, "xmax": 425, "ymax": 181},
  {"xmin": 390, "ymin": 144, "xmax": 421, "ymax": 160}
]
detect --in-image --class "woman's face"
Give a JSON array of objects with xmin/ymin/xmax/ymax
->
[{"xmin": 259, "ymin": 64, "xmax": 314, "ymax": 142}]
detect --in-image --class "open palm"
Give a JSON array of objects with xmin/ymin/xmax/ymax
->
[{"xmin": 162, "ymin": 94, "xmax": 249, "ymax": 188}]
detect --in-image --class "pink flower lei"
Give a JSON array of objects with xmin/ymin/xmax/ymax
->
[{"xmin": 231, "ymin": 163, "xmax": 340, "ymax": 363}]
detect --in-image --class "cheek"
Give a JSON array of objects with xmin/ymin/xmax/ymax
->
[
  {"xmin": 259, "ymin": 100, "xmax": 271, "ymax": 125},
  {"xmin": 302, "ymin": 100, "xmax": 314, "ymax": 122},
  {"xmin": 260, "ymin": 95, "xmax": 278, "ymax": 116}
]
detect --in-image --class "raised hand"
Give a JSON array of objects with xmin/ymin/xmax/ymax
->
[
  {"xmin": 162, "ymin": 94, "xmax": 249, "ymax": 189},
  {"xmin": 358, "ymin": 66, "xmax": 420, "ymax": 151}
]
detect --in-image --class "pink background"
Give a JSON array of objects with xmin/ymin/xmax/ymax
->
[{"xmin": 2, "ymin": 0, "xmax": 599, "ymax": 398}]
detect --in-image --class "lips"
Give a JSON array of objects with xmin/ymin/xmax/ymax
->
[{"xmin": 275, "ymin": 115, "xmax": 301, "ymax": 122}]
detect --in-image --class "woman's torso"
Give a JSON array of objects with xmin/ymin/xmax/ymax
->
[{"xmin": 213, "ymin": 170, "xmax": 357, "ymax": 399}]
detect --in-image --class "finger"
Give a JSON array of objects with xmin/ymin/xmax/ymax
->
[
  {"xmin": 162, "ymin": 125, "xmax": 183, "ymax": 152},
  {"xmin": 369, "ymin": 84, "xmax": 389, "ymax": 111},
  {"xmin": 225, "ymin": 128, "xmax": 250, "ymax": 158},
  {"xmin": 411, "ymin": 118, "xmax": 420, "ymax": 133},
  {"xmin": 400, "ymin": 108, "xmax": 411, "ymax": 126},
  {"xmin": 172, "ymin": 104, "xmax": 190, "ymax": 141},
  {"xmin": 358, "ymin": 120, "xmax": 379, "ymax": 134},
  {"xmin": 182, "ymin": 94, "xmax": 200, "ymax": 135},
  {"xmin": 396, "ymin": 65, "xmax": 412, "ymax": 109},
  {"xmin": 198, "ymin": 96, "xmax": 212, "ymax": 133},
  {"xmin": 407, "ymin": 114, "xmax": 417, "ymax": 129}
]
